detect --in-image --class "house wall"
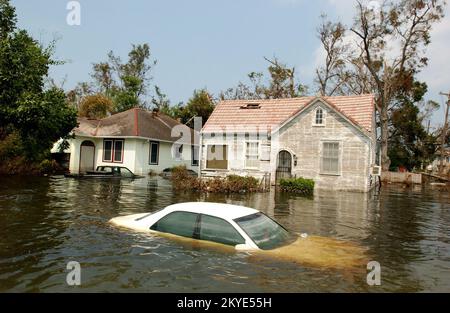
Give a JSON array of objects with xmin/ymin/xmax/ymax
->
[
  {"xmin": 200, "ymin": 134, "xmax": 271, "ymax": 180},
  {"xmin": 274, "ymin": 104, "xmax": 374, "ymax": 192},
  {"xmin": 134, "ymin": 140, "xmax": 198, "ymax": 175},
  {"xmin": 200, "ymin": 101, "xmax": 376, "ymax": 192},
  {"xmin": 68, "ymin": 137, "xmax": 198, "ymax": 175}
]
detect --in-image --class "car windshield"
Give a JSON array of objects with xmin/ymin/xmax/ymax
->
[
  {"xmin": 234, "ymin": 213, "xmax": 295, "ymax": 250},
  {"xmin": 119, "ymin": 167, "xmax": 134, "ymax": 178}
]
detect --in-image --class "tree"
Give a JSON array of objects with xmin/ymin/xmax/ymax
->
[
  {"xmin": 72, "ymin": 43, "xmax": 157, "ymax": 113},
  {"xmin": 78, "ymin": 94, "xmax": 114, "ymax": 119},
  {"xmin": 315, "ymin": 0, "xmax": 446, "ymax": 170},
  {"xmin": 15, "ymin": 88, "xmax": 78, "ymax": 160},
  {"xmin": 0, "ymin": 0, "xmax": 77, "ymax": 162},
  {"xmin": 388, "ymin": 81, "xmax": 438, "ymax": 170},
  {"xmin": 220, "ymin": 57, "xmax": 307, "ymax": 100},
  {"xmin": 179, "ymin": 89, "xmax": 215, "ymax": 127},
  {"xmin": 315, "ymin": 15, "xmax": 351, "ymax": 96}
]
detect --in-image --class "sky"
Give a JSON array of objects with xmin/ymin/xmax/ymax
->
[{"xmin": 11, "ymin": 0, "xmax": 450, "ymax": 127}]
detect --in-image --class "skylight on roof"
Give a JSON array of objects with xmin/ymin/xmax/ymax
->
[{"xmin": 240, "ymin": 103, "xmax": 261, "ymax": 109}]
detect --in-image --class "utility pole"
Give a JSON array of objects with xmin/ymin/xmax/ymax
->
[{"xmin": 438, "ymin": 92, "xmax": 450, "ymax": 176}]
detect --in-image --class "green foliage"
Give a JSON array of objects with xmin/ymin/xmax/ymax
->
[
  {"xmin": 0, "ymin": 0, "xmax": 78, "ymax": 169},
  {"xmin": 78, "ymin": 94, "xmax": 114, "ymax": 119},
  {"xmin": 279, "ymin": 177, "xmax": 315, "ymax": 196},
  {"xmin": 388, "ymin": 81, "xmax": 439, "ymax": 170},
  {"xmin": 179, "ymin": 89, "xmax": 215, "ymax": 127},
  {"xmin": 0, "ymin": 131, "xmax": 22, "ymax": 161},
  {"xmin": 38, "ymin": 159, "xmax": 60, "ymax": 174},
  {"xmin": 75, "ymin": 43, "xmax": 157, "ymax": 113}
]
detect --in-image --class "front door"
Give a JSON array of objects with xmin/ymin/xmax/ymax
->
[
  {"xmin": 276, "ymin": 150, "xmax": 292, "ymax": 182},
  {"xmin": 79, "ymin": 141, "xmax": 95, "ymax": 173}
]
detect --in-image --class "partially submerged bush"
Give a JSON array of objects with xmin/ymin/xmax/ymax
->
[
  {"xmin": 226, "ymin": 175, "xmax": 260, "ymax": 193},
  {"xmin": 171, "ymin": 167, "xmax": 262, "ymax": 193},
  {"xmin": 38, "ymin": 159, "xmax": 61, "ymax": 174},
  {"xmin": 280, "ymin": 177, "xmax": 315, "ymax": 196}
]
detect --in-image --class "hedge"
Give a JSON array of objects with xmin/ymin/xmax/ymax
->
[{"xmin": 279, "ymin": 177, "xmax": 315, "ymax": 196}]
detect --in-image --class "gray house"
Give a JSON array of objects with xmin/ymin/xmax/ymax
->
[{"xmin": 199, "ymin": 95, "xmax": 379, "ymax": 192}]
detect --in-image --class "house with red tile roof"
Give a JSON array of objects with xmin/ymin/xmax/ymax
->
[
  {"xmin": 200, "ymin": 95, "xmax": 380, "ymax": 192},
  {"xmin": 58, "ymin": 108, "xmax": 199, "ymax": 175}
]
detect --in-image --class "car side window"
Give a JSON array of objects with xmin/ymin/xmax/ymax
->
[
  {"xmin": 150, "ymin": 212, "xmax": 199, "ymax": 239},
  {"xmin": 199, "ymin": 214, "xmax": 245, "ymax": 246}
]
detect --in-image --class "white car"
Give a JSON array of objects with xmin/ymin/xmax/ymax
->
[{"xmin": 109, "ymin": 202, "xmax": 295, "ymax": 251}]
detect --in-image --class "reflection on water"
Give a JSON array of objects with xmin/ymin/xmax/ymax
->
[{"xmin": 0, "ymin": 176, "xmax": 449, "ymax": 292}]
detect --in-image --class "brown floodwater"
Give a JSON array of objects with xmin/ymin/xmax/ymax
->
[{"xmin": 0, "ymin": 176, "xmax": 449, "ymax": 292}]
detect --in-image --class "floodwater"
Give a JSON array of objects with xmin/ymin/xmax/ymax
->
[{"xmin": 0, "ymin": 176, "xmax": 449, "ymax": 292}]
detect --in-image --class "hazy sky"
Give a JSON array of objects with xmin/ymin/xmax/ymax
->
[{"xmin": 11, "ymin": 0, "xmax": 450, "ymax": 127}]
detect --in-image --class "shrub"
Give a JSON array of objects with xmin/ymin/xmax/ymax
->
[
  {"xmin": 226, "ymin": 175, "xmax": 260, "ymax": 193},
  {"xmin": 171, "ymin": 166, "xmax": 262, "ymax": 193},
  {"xmin": 38, "ymin": 159, "xmax": 60, "ymax": 174},
  {"xmin": 279, "ymin": 177, "xmax": 315, "ymax": 196}
]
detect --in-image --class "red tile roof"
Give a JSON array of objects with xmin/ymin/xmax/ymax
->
[{"xmin": 202, "ymin": 95, "xmax": 375, "ymax": 133}]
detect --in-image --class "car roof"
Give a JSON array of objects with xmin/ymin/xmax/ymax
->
[{"xmin": 162, "ymin": 202, "xmax": 259, "ymax": 220}]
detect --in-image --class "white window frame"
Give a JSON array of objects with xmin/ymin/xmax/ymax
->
[
  {"xmin": 149, "ymin": 141, "xmax": 159, "ymax": 165},
  {"xmin": 191, "ymin": 145, "xmax": 199, "ymax": 166},
  {"xmin": 245, "ymin": 141, "xmax": 260, "ymax": 169},
  {"xmin": 112, "ymin": 139, "xmax": 124, "ymax": 163},
  {"xmin": 205, "ymin": 144, "xmax": 229, "ymax": 170},
  {"xmin": 320, "ymin": 141, "xmax": 342, "ymax": 176},
  {"xmin": 313, "ymin": 107, "xmax": 326, "ymax": 127},
  {"xmin": 103, "ymin": 139, "xmax": 113, "ymax": 162}
]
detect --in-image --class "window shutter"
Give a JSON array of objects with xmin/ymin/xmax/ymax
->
[{"xmin": 260, "ymin": 143, "xmax": 271, "ymax": 161}]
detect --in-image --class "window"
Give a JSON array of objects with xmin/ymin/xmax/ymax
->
[
  {"xmin": 199, "ymin": 215, "xmax": 245, "ymax": 246},
  {"xmin": 103, "ymin": 140, "xmax": 113, "ymax": 162},
  {"xmin": 321, "ymin": 142, "xmax": 340, "ymax": 175},
  {"xmin": 245, "ymin": 142, "xmax": 260, "ymax": 169},
  {"xmin": 103, "ymin": 139, "xmax": 124, "ymax": 163},
  {"xmin": 174, "ymin": 144, "xmax": 183, "ymax": 160},
  {"xmin": 315, "ymin": 108, "xmax": 324, "ymax": 125},
  {"xmin": 206, "ymin": 145, "xmax": 228, "ymax": 170},
  {"xmin": 191, "ymin": 146, "xmax": 199, "ymax": 166},
  {"xmin": 149, "ymin": 141, "xmax": 159, "ymax": 165},
  {"xmin": 150, "ymin": 212, "xmax": 199, "ymax": 238},
  {"xmin": 234, "ymin": 213, "xmax": 294, "ymax": 250},
  {"xmin": 114, "ymin": 140, "xmax": 123, "ymax": 162}
]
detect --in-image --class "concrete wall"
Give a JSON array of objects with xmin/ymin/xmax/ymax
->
[{"xmin": 68, "ymin": 136, "xmax": 199, "ymax": 175}]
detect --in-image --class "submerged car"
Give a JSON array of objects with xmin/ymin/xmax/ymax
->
[
  {"xmin": 65, "ymin": 166, "xmax": 143, "ymax": 179},
  {"xmin": 110, "ymin": 202, "xmax": 369, "ymax": 269},
  {"xmin": 109, "ymin": 202, "xmax": 296, "ymax": 251}
]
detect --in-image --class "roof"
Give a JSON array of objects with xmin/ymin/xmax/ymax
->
[
  {"xmin": 202, "ymin": 95, "xmax": 375, "ymax": 133},
  {"xmin": 74, "ymin": 108, "xmax": 197, "ymax": 144},
  {"xmin": 163, "ymin": 202, "xmax": 259, "ymax": 220}
]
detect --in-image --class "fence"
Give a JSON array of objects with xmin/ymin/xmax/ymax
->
[{"xmin": 381, "ymin": 172, "xmax": 422, "ymax": 185}]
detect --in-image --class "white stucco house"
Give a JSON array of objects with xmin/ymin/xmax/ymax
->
[
  {"xmin": 54, "ymin": 108, "xmax": 199, "ymax": 175},
  {"xmin": 199, "ymin": 95, "xmax": 379, "ymax": 192}
]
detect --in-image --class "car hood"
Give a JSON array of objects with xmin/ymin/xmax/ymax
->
[{"xmin": 109, "ymin": 213, "xmax": 151, "ymax": 231}]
